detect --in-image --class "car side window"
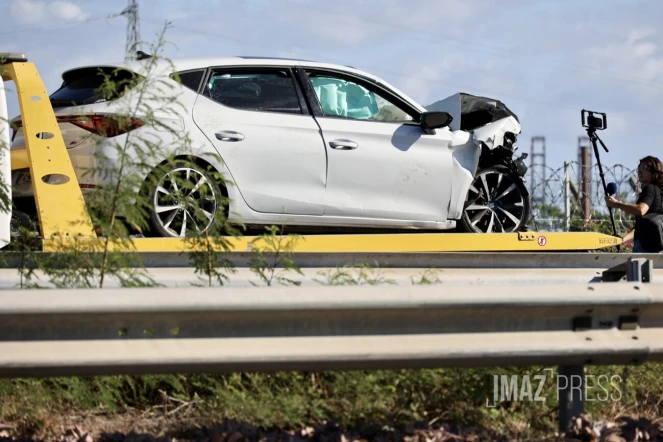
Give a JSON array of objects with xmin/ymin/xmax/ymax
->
[
  {"xmin": 205, "ymin": 69, "xmax": 302, "ymax": 114},
  {"xmin": 173, "ymin": 69, "xmax": 205, "ymax": 92},
  {"xmin": 307, "ymin": 74, "xmax": 414, "ymax": 122}
]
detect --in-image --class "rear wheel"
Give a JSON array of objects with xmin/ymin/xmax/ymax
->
[
  {"xmin": 146, "ymin": 161, "xmax": 224, "ymax": 238},
  {"xmin": 459, "ymin": 167, "xmax": 530, "ymax": 233}
]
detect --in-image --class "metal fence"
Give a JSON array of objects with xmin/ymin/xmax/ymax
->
[{"xmin": 528, "ymin": 161, "xmax": 639, "ymax": 233}]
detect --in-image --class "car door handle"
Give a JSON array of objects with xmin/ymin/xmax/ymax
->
[
  {"xmin": 215, "ymin": 131, "xmax": 245, "ymax": 142},
  {"xmin": 329, "ymin": 139, "xmax": 358, "ymax": 150}
]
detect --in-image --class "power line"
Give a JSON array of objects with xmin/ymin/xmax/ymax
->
[
  {"xmin": 143, "ymin": 18, "xmax": 663, "ymax": 129},
  {"xmin": 0, "ymin": 15, "xmax": 107, "ymax": 36},
  {"xmin": 279, "ymin": 0, "xmax": 662, "ymax": 89}
]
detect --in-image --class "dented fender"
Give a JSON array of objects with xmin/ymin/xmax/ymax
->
[
  {"xmin": 446, "ymin": 129, "xmax": 482, "ymax": 220},
  {"xmin": 471, "ymin": 116, "xmax": 521, "ymax": 150}
]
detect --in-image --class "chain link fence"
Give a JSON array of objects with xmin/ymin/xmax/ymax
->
[{"xmin": 527, "ymin": 161, "xmax": 639, "ymax": 233}]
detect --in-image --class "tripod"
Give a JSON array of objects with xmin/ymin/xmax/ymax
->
[{"xmin": 585, "ymin": 126, "xmax": 620, "ymax": 250}]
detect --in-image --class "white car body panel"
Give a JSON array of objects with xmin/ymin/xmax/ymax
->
[
  {"xmin": 316, "ymin": 118, "xmax": 460, "ymax": 221},
  {"xmin": 191, "ymin": 94, "xmax": 327, "ymax": 216},
  {"xmin": 446, "ymin": 131, "xmax": 482, "ymax": 220}
]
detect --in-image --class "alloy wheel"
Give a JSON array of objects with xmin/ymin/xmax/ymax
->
[
  {"xmin": 462, "ymin": 169, "xmax": 528, "ymax": 233},
  {"xmin": 152, "ymin": 166, "xmax": 218, "ymax": 237}
]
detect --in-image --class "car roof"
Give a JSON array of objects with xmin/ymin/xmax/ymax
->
[
  {"xmin": 60, "ymin": 55, "xmax": 426, "ymax": 112},
  {"xmin": 127, "ymin": 55, "xmax": 359, "ymax": 73},
  {"xmin": 62, "ymin": 56, "xmax": 369, "ymax": 79}
]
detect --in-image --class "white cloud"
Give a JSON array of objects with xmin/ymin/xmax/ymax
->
[
  {"xmin": 10, "ymin": 0, "xmax": 48, "ymax": 24},
  {"xmin": 634, "ymin": 42, "xmax": 656, "ymax": 57},
  {"xmin": 588, "ymin": 29, "xmax": 663, "ymax": 85},
  {"xmin": 49, "ymin": 1, "xmax": 88, "ymax": 22},
  {"xmin": 626, "ymin": 28, "xmax": 656, "ymax": 44},
  {"xmin": 10, "ymin": 0, "xmax": 88, "ymax": 24}
]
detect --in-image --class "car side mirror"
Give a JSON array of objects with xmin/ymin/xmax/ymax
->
[{"xmin": 420, "ymin": 111, "xmax": 453, "ymax": 134}]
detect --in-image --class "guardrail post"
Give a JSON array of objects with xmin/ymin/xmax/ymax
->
[
  {"xmin": 560, "ymin": 258, "xmax": 654, "ymax": 432},
  {"xmin": 558, "ymin": 364, "xmax": 585, "ymax": 434},
  {"xmin": 602, "ymin": 257, "xmax": 653, "ymax": 282},
  {"xmin": 633, "ymin": 258, "xmax": 652, "ymax": 283}
]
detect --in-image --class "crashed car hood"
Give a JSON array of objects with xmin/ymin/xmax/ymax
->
[{"xmin": 426, "ymin": 92, "xmax": 521, "ymax": 149}]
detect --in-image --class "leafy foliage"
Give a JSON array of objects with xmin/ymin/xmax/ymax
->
[
  {"xmin": 315, "ymin": 262, "xmax": 397, "ymax": 286},
  {"xmin": 247, "ymin": 224, "xmax": 304, "ymax": 286}
]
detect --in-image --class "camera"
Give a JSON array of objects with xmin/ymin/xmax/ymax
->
[{"xmin": 581, "ymin": 109, "xmax": 607, "ymax": 131}]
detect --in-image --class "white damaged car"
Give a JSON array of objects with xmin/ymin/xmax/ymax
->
[{"xmin": 11, "ymin": 55, "xmax": 529, "ymax": 237}]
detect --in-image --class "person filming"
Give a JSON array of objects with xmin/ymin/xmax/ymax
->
[{"xmin": 605, "ymin": 156, "xmax": 663, "ymax": 253}]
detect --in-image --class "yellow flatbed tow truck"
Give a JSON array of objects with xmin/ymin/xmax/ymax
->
[{"xmin": 0, "ymin": 53, "xmax": 622, "ymax": 253}]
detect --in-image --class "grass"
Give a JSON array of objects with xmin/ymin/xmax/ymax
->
[{"xmin": 2, "ymin": 364, "xmax": 663, "ymax": 440}]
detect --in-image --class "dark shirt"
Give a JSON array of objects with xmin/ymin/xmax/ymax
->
[{"xmin": 634, "ymin": 183, "xmax": 663, "ymax": 241}]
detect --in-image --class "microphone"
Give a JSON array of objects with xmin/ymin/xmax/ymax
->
[{"xmin": 607, "ymin": 182, "xmax": 617, "ymax": 196}]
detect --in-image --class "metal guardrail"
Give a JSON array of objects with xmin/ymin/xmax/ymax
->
[
  {"xmin": 2, "ymin": 282, "xmax": 662, "ymax": 378},
  {"xmin": 0, "ymin": 253, "xmax": 660, "ymax": 289},
  {"xmin": 1, "ymin": 251, "xmax": 663, "ymax": 269},
  {"xmin": 0, "ymin": 257, "xmax": 659, "ymax": 432}
]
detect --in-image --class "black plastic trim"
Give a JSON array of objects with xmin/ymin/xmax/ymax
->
[
  {"xmin": 171, "ymin": 68, "xmax": 207, "ymax": 94},
  {"xmin": 294, "ymin": 67, "xmax": 323, "ymax": 117},
  {"xmin": 289, "ymin": 68, "xmax": 311, "ymax": 116}
]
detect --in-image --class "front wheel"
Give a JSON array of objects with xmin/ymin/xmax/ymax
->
[{"xmin": 458, "ymin": 167, "xmax": 530, "ymax": 233}]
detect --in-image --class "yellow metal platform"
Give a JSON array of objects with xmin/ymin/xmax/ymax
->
[
  {"xmin": 40, "ymin": 230, "xmax": 623, "ymax": 253},
  {"xmin": 3, "ymin": 54, "xmax": 622, "ymax": 254}
]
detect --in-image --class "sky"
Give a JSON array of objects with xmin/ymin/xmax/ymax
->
[{"xmin": 1, "ymin": 0, "xmax": 662, "ymax": 178}]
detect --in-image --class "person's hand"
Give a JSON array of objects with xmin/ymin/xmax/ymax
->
[
  {"xmin": 605, "ymin": 195, "xmax": 620, "ymax": 208},
  {"xmin": 623, "ymin": 239, "xmax": 633, "ymax": 247}
]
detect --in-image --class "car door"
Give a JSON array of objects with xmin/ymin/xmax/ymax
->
[
  {"xmin": 192, "ymin": 66, "xmax": 327, "ymax": 216},
  {"xmin": 299, "ymin": 68, "xmax": 457, "ymax": 221}
]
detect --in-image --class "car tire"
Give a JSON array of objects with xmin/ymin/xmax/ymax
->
[
  {"xmin": 145, "ymin": 160, "xmax": 225, "ymax": 238},
  {"xmin": 10, "ymin": 210, "xmax": 34, "ymax": 238},
  {"xmin": 459, "ymin": 167, "xmax": 530, "ymax": 233}
]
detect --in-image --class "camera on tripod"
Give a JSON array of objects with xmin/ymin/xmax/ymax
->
[
  {"xmin": 580, "ymin": 107, "xmax": 619, "ymax": 246},
  {"xmin": 581, "ymin": 109, "xmax": 607, "ymax": 131}
]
